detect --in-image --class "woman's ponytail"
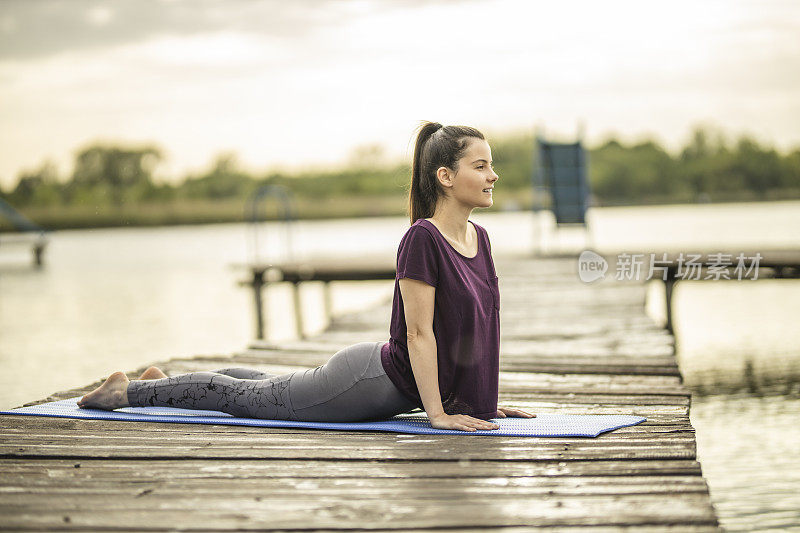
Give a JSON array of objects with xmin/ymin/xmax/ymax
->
[
  {"xmin": 407, "ymin": 121, "xmax": 485, "ymax": 225},
  {"xmin": 409, "ymin": 122, "xmax": 443, "ymax": 225}
]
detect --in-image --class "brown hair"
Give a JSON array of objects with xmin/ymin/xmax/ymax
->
[{"xmin": 408, "ymin": 121, "xmax": 485, "ymax": 225}]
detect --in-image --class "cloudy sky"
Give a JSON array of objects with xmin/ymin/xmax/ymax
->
[{"xmin": 1, "ymin": 0, "xmax": 798, "ymax": 188}]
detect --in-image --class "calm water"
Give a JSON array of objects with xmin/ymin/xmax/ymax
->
[{"xmin": 1, "ymin": 201, "xmax": 799, "ymax": 531}]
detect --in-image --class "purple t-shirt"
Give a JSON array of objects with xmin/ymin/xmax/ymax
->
[{"xmin": 380, "ymin": 218, "xmax": 500, "ymax": 420}]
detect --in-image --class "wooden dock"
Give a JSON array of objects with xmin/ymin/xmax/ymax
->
[{"xmin": 0, "ymin": 254, "xmax": 720, "ymax": 531}]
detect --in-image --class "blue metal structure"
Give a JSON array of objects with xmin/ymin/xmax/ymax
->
[
  {"xmin": 534, "ymin": 137, "xmax": 591, "ymax": 225},
  {"xmin": 531, "ymin": 132, "xmax": 593, "ymax": 253},
  {"xmin": 0, "ymin": 197, "xmax": 46, "ymax": 232}
]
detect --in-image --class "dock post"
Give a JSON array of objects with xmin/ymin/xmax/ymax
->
[
  {"xmin": 323, "ymin": 281, "xmax": 333, "ymax": 328},
  {"xmin": 33, "ymin": 242, "xmax": 45, "ymax": 267},
  {"xmin": 292, "ymin": 282, "xmax": 305, "ymax": 339},
  {"xmin": 252, "ymin": 271, "xmax": 266, "ymax": 340},
  {"xmin": 664, "ymin": 266, "xmax": 677, "ymax": 334}
]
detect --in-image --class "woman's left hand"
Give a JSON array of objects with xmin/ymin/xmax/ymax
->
[{"xmin": 495, "ymin": 406, "xmax": 536, "ymax": 418}]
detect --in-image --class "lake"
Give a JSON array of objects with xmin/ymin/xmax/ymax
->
[{"xmin": 1, "ymin": 200, "xmax": 799, "ymax": 531}]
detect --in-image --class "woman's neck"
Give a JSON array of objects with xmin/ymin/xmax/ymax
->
[{"xmin": 426, "ymin": 204, "xmax": 474, "ymax": 246}]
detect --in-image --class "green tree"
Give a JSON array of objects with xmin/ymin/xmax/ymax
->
[
  {"xmin": 782, "ymin": 149, "xmax": 800, "ymax": 192},
  {"xmin": 589, "ymin": 138, "xmax": 683, "ymax": 203},
  {"xmin": 181, "ymin": 153, "xmax": 256, "ymax": 199},
  {"xmin": 9, "ymin": 161, "xmax": 64, "ymax": 207},
  {"xmin": 70, "ymin": 145, "xmax": 162, "ymax": 204},
  {"xmin": 728, "ymin": 137, "xmax": 783, "ymax": 195}
]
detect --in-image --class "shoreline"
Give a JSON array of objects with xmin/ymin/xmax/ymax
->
[{"xmin": 4, "ymin": 194, "xmax": 800, "ymax": 234}]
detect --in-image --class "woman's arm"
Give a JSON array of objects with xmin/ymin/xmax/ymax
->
[
  {"xmin": 399, "ymin": 277, "xmax": 443, "ymax": 418},
  {"xmin": 399, "ymin": 277, "xmax": 498, "ymax": 432}
]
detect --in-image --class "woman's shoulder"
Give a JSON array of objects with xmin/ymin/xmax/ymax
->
[
  {"xmin": 399, "ymin": 219, "xmax": 437, "ymax": 249},
  {"xmin": 405, "ymin": 218, "xmax": 437, "ymax": 238},
  {"xmin": 414, "ymin": 218, "xmax": 434, "ymax": 229}
]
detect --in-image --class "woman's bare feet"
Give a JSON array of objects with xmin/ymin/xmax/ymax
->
[
  {"xmin": 78, "ymin": 371, "xmax": 130, "ymax": 410},
  {"xmin": 137, "ymin": 366, "xmax": 167, "ymax": 380}
]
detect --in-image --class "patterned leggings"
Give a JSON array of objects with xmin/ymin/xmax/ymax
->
[{"xmin": 126, "ymin": 341, "xmax": 418, "ymax": 422}]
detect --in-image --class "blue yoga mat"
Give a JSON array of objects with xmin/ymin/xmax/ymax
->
[{"xmin": 1, "ymin": 397, "xmax": 646, "ymax": 437}]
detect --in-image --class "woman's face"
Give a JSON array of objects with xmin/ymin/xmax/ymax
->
[{"xmin": 451, "ymin": 138, "xmax": 499, "ymax": 208}]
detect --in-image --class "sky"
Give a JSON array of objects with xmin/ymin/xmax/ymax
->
[{"xmin": 1, "ymin": 0, "xmax": 799, "ymax": 188}]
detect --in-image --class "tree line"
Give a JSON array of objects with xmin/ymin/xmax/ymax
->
[{"xmin": 2, "ymin": 126, "xmax": 799, "ymax": 215}]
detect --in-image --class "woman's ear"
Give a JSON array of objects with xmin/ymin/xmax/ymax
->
[{"xmin": 436, "ymin": 166, "xmax": 453, "ymax": 188}]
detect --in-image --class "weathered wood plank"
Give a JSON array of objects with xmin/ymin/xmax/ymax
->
[
  {"xmin": 0, "ymin": 493, "xmax": 719, "ymax": 530},
  {"xmin": 162, "ymin": 354, "xmax": 690, "ymax": 394},
  {"xmin": 0, "ymin": 458, "xmax": 705, "ymax": 477},
  {"xmin": 498, "ymin": 373, "xmax": 688, "ymax": 396},
  {"xmin": 0, "ymin": 432, "xmax": 698, "ymax": 461},
  {"xmin": 223, "ymin": 351, "xmax": 683, "ymax": 378},
  {"xmin": 0, "ymin": 474, "xmax": 712, "ymax": 497},
  {"xmin": 233, "ymin": 348, "xmax": 679, "ymax": 367},
  {"xmin": 499, "ymin": 362, "xmax": 680, "ymax": 377},
  {"xmin": 180, "ymin": 354, "xmax": 684, "ymax": 378},
  {"xmin": 170, "ymin": 355, "xmax": 689, "ymax": 392},
  {"xmin": 0, "ymin": 526, "xmax": 726, "ymax": 533}
]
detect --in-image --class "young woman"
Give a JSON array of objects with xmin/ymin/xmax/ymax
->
[{"xmin": 79, "ymin": 121, "xmax": 535, "ymax": 432}]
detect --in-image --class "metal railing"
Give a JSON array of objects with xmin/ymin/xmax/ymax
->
[{"xmin": 241, "ymin": 185, "xmax": 297, "ymax": 339}]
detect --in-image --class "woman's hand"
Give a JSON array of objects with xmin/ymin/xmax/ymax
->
[
  {"xmin": 494, "ymin": 406, "xmax": 536, "ymax": 418},
  {"xmin": 429, "ymin": 412, "xmax": 500, "ymax": 432}
]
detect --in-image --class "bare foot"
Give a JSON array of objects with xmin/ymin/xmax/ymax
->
[
  {"xmin": 137, "ymin": 366, "xmax": 167, "ymax": 380},
  {"xmin": 78, "ymin": 371, "xmax": 130, "ymax": 410}
]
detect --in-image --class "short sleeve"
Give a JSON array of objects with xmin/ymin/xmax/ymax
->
[
  {"xmin": 478, "ymin": 223, "xmax": 497, "ymax": 275},
  {"xmin": 396, "ymin": 225, "xmax": 439, "ymax": 287}
]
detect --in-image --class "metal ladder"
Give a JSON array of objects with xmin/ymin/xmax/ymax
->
[{"xmin": 243, "ymin": 184, "xmax": 297, "ymax": 339}]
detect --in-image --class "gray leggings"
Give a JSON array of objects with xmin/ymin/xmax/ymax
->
[{"xmin": 126, "ymin": 341, "xmax": 418, "ymax": 422}]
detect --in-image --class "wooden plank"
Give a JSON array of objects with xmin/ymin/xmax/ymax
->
[
  {"xmin": 0, "ymin": 458, "xmax": 705, "ymax": 477},
  {"xmin": 0, "ymin": 526, "xmax": 725, "ymax": 533},
  {"xmin": 212, "ymin": 351, "xmax": 683, "ymax": 377},
  {"xmin": 0, "ymin": 472, "xmax": 712, "ymax": 496},
  {"xmin": 502, "ymin": 324, "xmax": 672, "ymax": 340},
  {"xmin": 0, "ymin": 494, "xmax": 719, "ymax": 530},
  {"xmin": 500, "ymin": 365, "xmax": 680, "ymax": 377},
  {"xmin": 0, "ymin": 433, "xmax": 698, "ymax": 461},
  {"xmin": 168, "ymin": 354, "xmax": 689, "ymax": 393},
  {"xmin": 234, "ymin": 350, "xmax": 679, "ymax": 367},
  {"xmin": 498, "ymin": 373, "xmax": 688, "ymax": 396}
]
